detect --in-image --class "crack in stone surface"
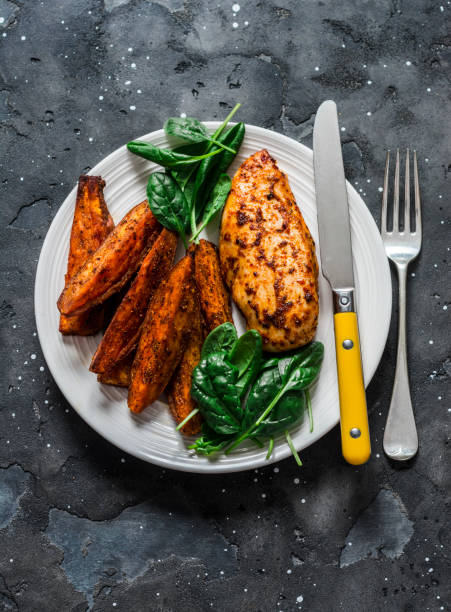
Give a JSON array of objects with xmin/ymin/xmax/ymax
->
[
  {"xmin": 45, "ymin": 501, "xmax": 238, "ymax": 609},
  {"xmin": 340, "ymin": 489, "xmax": 414, "ymax": 568},
  {"xmin": 0, "ymin": 465, "xmax": 30, "ymax": 530}
]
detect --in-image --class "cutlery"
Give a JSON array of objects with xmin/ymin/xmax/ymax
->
[
  {"xmin": 381, "ymin": 149, "xmax": 421, "ymax": 461},
  {"xmin": 313, "ymin": 100, "xmax": 371, "ymax": 465}
]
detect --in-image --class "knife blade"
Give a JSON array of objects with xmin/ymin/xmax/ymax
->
[{"xmin": 313, "ymin": 100, "xmax": 371, "ymax": 465}]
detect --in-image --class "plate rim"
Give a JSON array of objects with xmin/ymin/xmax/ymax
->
[{"xmin": 35, "ymin": 122, "xmax": 391, "ymax": 473}]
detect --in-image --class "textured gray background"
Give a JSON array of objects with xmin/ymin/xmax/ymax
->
[{"xmin": 0, "ymin": 1, "xmax": 450, "ymax": 611}]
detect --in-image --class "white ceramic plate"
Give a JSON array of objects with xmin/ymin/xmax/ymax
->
[{"xmin": 35, "ymin": 123, "xmax": 391, "ymax": 473}]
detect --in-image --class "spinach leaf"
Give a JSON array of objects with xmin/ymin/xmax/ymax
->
[
  {"xmin": 170, "ymin": 141, "xmax": 206, "ymax": 192},
  {"xmin": 165, "ymin": 117, "xmax": 237, "ymax": 154},
  {"xmin": 188, "ymin": 424, "xmax": 233, "ymax": 455},
  {"xmin": 228, "ymin": 329, "xmax": 262, "ymax": 398},
  {"xmin": 191, "ymin": 351, "xmax": 243, "ymax": 435},
  {"xmin": 127, "ymin": 141, "xmax": 221, "ymax": 168},
  {"xmin": 146, "ymin": 172, "xmax": 190, "ymax": 247},
  {"xmin": 201, "ymin": 322, "xmax": 237, "ymax": 359},
  {"xmin": 190, "ymin": 173, "xmax": 231, "ymax": 241},
  {"xmin": 189, "ymin": 122, "xmax": 245, "ymax": 235},
  {"xmin": 226, "ymin": 342, "xmax": 324, "ymax": 452}
]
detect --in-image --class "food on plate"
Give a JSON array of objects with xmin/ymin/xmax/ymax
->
[
  {"xmin": 166, "ymin": 298, "xmax": 204, "ymax": 435},
  {"xmin": 128, "ymin": 254, "xmax": 197, "ymax": 414},
  {"xmin": 194, "ymin": 239, "xmax": 233, "ymax": 331},
  {"xmin": 90, "ymin": 228, "xmax": 178, "ymax": 374},
  {"xmin": 127, "ymin": 104, "xmax": 244, "ymax": 247},
  {"xmin": 188, "ymin": 322, "xmax": 324, "ymax": 464},
  {"xmin": 55, "ymin": 105, "xmax": 325, "ymax": 465},
  {"xmin": 59, "ymin": 175, "xmax": 114, "ymax": 335},
  {"xmin": 57, "ymin": 201, "xmax": 160, "ymax": 317},
  {"xmin": 219, "ymin": 149, "xmax": 319, "ymax": 352},
  {"xmin": 97, "ymin": 352, "xmax": 134, "ymax": 387}
]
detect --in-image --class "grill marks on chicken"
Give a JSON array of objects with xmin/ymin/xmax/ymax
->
[{"xmin": 219, "ymin": 149, "xmax": 319, "ymax": 352}]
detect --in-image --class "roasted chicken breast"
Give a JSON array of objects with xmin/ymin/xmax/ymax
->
[{"xmin": 219, "ymin": 149, "xmax": 319, "ymax": 352}]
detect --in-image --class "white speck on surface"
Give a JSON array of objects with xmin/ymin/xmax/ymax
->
[
  {"xmin": 367, "ymin": 80, "xmax": 372, "ymax": 84},
  {"xmin": 314, "ymin": 66, "xmax": 319, "ymax": 71},
  {"xmin": 261, "ymin": 493, "xmax": 266, "ymax": 499},
  {"xmin": 411, "ymin": 272, "xmax": 415, "ymax": 277},
  {"xmin": 31, "ymin": 354, "xmax": 36, "ymax": 360},
  {"xmin": 180, "ymin": 112, "xmax": 187, "ymax": 118},
  {"xmin": 99, "ymin": 95, "xmax": 103, "ymax": 100},
  {"xmin": 0, "ymin": 17, "xmax": 4, "ymax": 24},
  {"xmin": 443, "ymin": 305, "xmax": 448, "ymax": 310},
  {"xmin": 428, "ymin": 568, "xmax": 434, "ymax": 573},
  {"xmin": 244, "ymin": 20, "xmax": 249, "ymax": 25},
  {"xmin": 297, "ymin": 596, "xmax": 304, "ymax": 603},
  {"xmin": 131, "ymin": 62, "xmax": 136, "ymax": 68},
  {"xmin": 9, "ymin": 559, "xmax": 13, "ymax": 563},
  {"xmin": 129, "ymin": 105, "xmax": 136, "ymax": 111},
  {"xmin": 378, "ymin": 186, "xmax": 383, "ymax": 192},
  {"xmin": 273, "ymin": 467, "xmax": 279, "ymax": 473},
  {"xmin": 46, "ymin": 443, "xmax": 51, "ymax": 448},
  {"xmin": 137, "ymin": 89, "xmax": 142, "ymax": 94},
  {"xmin": 301, "ymin": 498, "xmax": 306, "ymax": 504},
  {"xmin": 128, "ymin": 47, "xmax": 133, "ymax": 52},
  {"xmin": 88, "ymin": 137, "xmax": 93, "ymax": 142},
  {"xmin": 39, "ymin": 366, "xmax": 44, "ymax": 371},
  {"xmin": 429, "ymin": 340, "xmax": 434, "ymax": 344},
  {"xmin": 294, "ymin": 478, "xmax": 300, "ymax": 484},
  {"xmin": 425, "ymin": 556, "xmax": 430, "ymax": 561},
  {"xmin": 125, "ymin": 80, "xmax": 131, "ymax": 85},
  {"xmin": 232, "ymin": 3, "xmax": 240, "ymax": 11},
  {"xmin": 232, "ymin": 22, "xmax": 238, "ymax": 28},
  {"xmin": 21, "ymin": 35, "xmax": 26, "ymax": 41},
  {"xmin": 427, "ymin": 87, "xmax": 431, "ymax": 92},
  {"xmin": 287, "ymin": 569, "xmax": 292, "ymax": 574},
  {"xmin": 341, "ymin": 126, "xmax": 346, "ymax": 132},
  {"xmin": 440, "ymin": 5, "xmax": 444, "ymax": 10},
  {"xmin": 366, "ymin": 111, "xmax": 372, "ymax": 116}
]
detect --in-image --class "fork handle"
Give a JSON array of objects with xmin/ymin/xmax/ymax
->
[{"xmin": 383, "ymin": 263, "xmax": 418, "ymax": 460}]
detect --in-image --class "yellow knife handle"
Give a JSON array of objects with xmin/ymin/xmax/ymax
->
[{"xmin": 334, "ymin": 311, "xmax": 371, "ymax": 465}]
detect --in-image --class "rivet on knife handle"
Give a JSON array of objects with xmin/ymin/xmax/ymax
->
[{"xmin": 333, "ymin": 294, "xmax": 371, "ymax": 465}]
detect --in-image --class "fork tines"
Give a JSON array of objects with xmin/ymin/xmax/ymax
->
[{"xmin": 381, "ymin": 149, "xmax": 422, "ymax": 238}]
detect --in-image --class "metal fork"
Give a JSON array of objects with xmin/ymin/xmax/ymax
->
[{"xmin": 381, "ymin": 149, "xmax": 421, "ymax": 461}]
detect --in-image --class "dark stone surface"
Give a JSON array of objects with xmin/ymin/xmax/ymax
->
[{"xmin": 0, "ymin": 1, "xmax": 450, "ymax": 610}]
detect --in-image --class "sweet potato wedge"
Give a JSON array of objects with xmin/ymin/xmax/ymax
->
[
  {"xmin": 90, "ymin": 228, "xmax": 178, "ymax": 374},
  {"xmin": 194, "ymin": 239, "xmax": 233, "ymax": 331},
  {"xmin": 97, "ymin": 352, "xmax": 134, "ymax": 387},
  {"xmin": 58, "ymin": 201, "xmax": 160, "ymax": 317},
  {"xmin": 166, "ymin": 295, "xmax": 204, "ymax": 435},
  {"xmin": 59, "ymin": 176, "xmax": 114, "ymax": 335},
  {"xmin": 128, "ymin": 255, "xmax": 196, "ymax": 414}
]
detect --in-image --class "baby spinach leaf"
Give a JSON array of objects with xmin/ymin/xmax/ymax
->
[
  {"xmin": 191, "ymin": 351, "xmax": 243, "ymax": 435},
  {"xmin": 225, "ymin": 342, "xmax": 324, "ymax": 452},
  {"xmin": 201, "ymin": 323, "xmax": 237, "ymax": 359},
  {"xmin": 190, "ymin": 173, "xmax": 231, "ymax": 241},
  {"xmin": 189, "ymin": 122, "xmax": 245, "ymax": 235},
  {"xmin": 165, "ymin": 117, "xmax": 237, "ymax": 154},
  {"xmin": 188, "ymin": 424, "xmax": 233, "ymax": 455},
  {"xmin": 127, "ymin": 141, "xmax": 221, "ymax": 168},
  {"xmin": 228, "ymin": 329, "xmax": 262, "ymax": 398},
  {"xmin": 146, "ymin": 172, "xmax": 190, "ymax": 247}
]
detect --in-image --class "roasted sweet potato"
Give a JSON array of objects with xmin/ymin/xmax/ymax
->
[
  {"xmin": 59, "ymin": 175, "xmax": 114, "ymax": 335},
  {"xmin": 58, "ymin": 201, "xmax": 160, "ymax": 317},
  {"xmin": 97, "ymin": 352, "xmax": 134, "ymax": 387},
  {"xmin": 90, "ymin": 228, "xmax": 178, "ymax": 374},
  {"xmin": 128, "ymin": 255, "xmax": 196, "ymax": 414},
  {"xmin": 166, "ymin": 296, "xmax": 204, "ymax": 435},
  {"xmin": 194, "ymin": 239, "xmax": 233, "ymax": 331}
]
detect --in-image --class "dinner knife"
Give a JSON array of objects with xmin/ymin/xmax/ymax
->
[{"xmin": 313, "ymin": 100, "xmax": 371, "ymax": 465}]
